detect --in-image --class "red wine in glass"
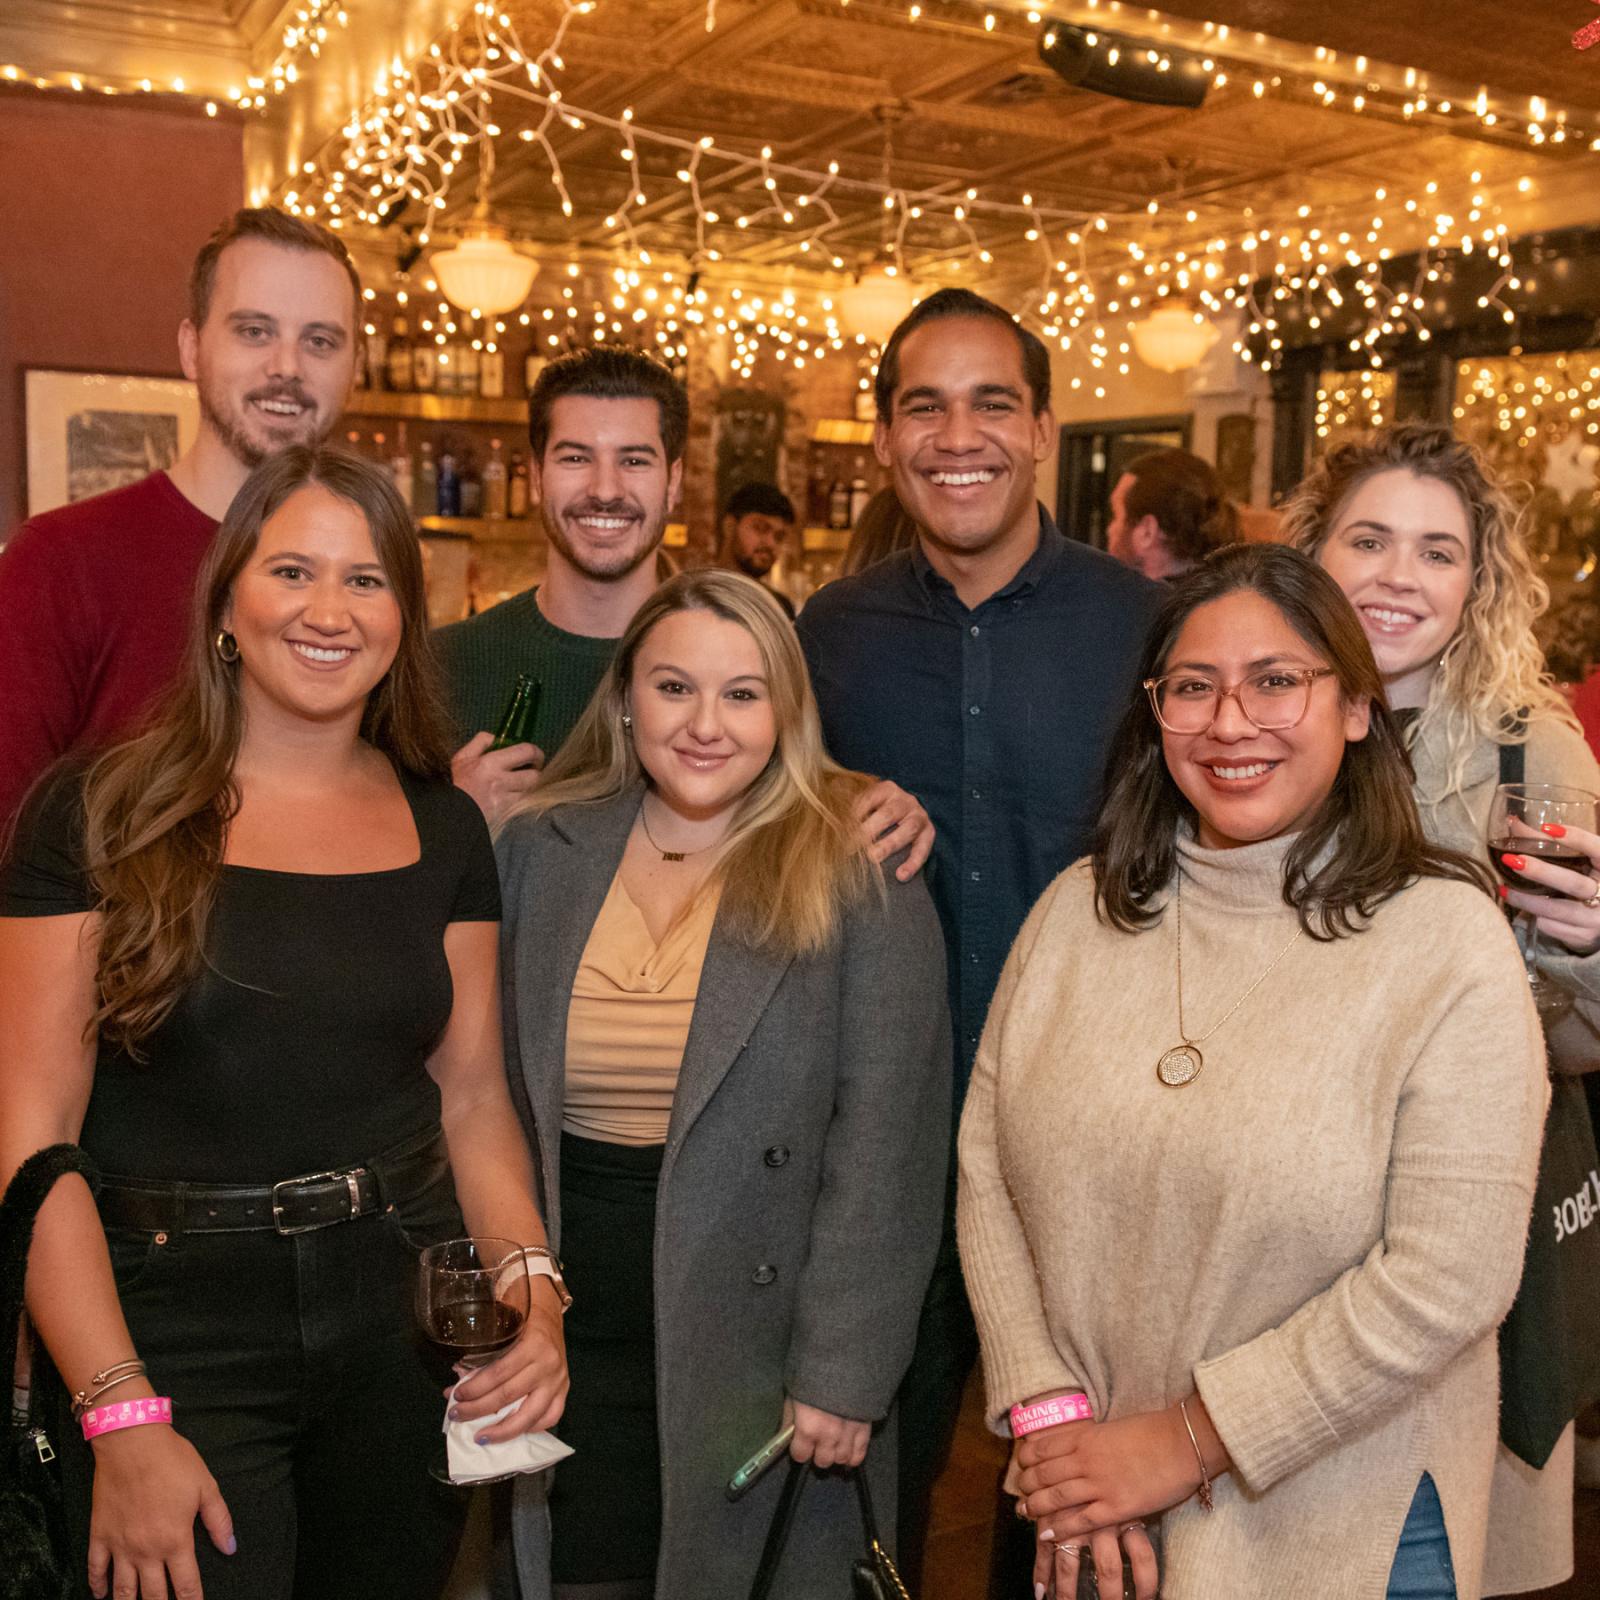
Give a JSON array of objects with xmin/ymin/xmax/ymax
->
[
  {"xmin": 416, "ymin": 1237, "xmax": 529, "ymax": 1483},
  {"xmin": 1487, "ymin": 781, "xmax": 1600, "ymax": 1012},
  {"xmin": 432, "ymin": 1296, "xmax": 525, "ymax": 1359},
  {"xmin": 1489, "ymin": 835, "xmax": 1596, "ymax": 899}
]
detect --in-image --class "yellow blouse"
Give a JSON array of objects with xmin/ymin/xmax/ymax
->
[{"xmin": 562, "ymin": 872, "xmax": 720, "ymax": 1146}]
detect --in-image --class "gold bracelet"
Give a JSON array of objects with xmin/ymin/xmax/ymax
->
[
  {"xmin": 70, "ymin": 1359, "xmax": 147, "ymax": 1420},
  {"xmin": 1178, "ymin": 1399, "xmax": 1214, "ymax": 1512}
]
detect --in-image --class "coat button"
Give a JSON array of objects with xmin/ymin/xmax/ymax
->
[
  {"xmin": 764, "ymin": 1145, "xmax": 790, "ymax": 1167},
  {"xmin": 752, "ymin": 1264, "xmax": 778, "ymax": 1286}
]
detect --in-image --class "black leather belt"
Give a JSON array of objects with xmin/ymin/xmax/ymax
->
[{"xmin": 95, "ymin": 1127, "xmax": 449, "ymax": 1237}]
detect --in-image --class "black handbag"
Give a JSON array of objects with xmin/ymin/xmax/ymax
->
[
  {"xmin": 749, "ymin": 1457, "xmax": 911, "ymax": 1600},
  {"xmin": 1494, "ymin": 737, "xmax": 1600, "ymax": 1466},
  {"xmin": 1, "ymin": 1144, "xmax": 99, "ymax": 1600}
]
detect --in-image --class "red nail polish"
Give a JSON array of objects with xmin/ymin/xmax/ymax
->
[
  {"xmin": 1543, "ymin": 823, "xmax": 1568, "ymax": 838},
  {"xmin": 1497, "ymin": 884, "xmax": 1509, "ymax": 899},
  {"xmin": 1503, "ymin": 853, "xmax": 1526, "ymax": 871}
]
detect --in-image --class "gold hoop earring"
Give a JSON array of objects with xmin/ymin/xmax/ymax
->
[{"xmin": 214, "ymin": 630, "xmax": 240, "ymax": 664}]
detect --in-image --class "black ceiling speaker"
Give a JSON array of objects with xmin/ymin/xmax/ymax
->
[{"xmin": 1039, "ymin": 23, "xmax": 1210, "ymax": 108}]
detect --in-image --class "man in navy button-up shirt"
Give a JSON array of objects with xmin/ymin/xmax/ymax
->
[{"xmin": 797, "ymin": 288, "xmax": 1160, "ymax": 1588}]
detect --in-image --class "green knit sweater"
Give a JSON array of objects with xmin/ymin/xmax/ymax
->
[{"xmin": 434, "ymin": 588, "xmax": 618, "ymax": 758}]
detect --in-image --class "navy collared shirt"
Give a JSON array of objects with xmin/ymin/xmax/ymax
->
[{"xmin": 797, "ymin": 510, "xmax": 1161, "ymax": 1099}]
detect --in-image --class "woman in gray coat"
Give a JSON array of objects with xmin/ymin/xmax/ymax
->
[{"xmin": 495, "ymin": 569, "xmax": 950, "ymax": 1599}]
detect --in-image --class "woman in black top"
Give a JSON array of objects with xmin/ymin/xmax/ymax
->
[{"xmin": 0, "ymin": 448, "xmax": 566, "ymax": 1600}]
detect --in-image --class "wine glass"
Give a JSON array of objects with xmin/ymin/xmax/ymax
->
[
  {"xmin": 1488, "ymin": 782, "xmax": 1599, "ymax": 1015},
  {"xmin": 416, "ymin": 1236, "xmax": 529, "ymax": 1482}
]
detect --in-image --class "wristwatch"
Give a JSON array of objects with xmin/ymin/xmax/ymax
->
[{"xmin": 516, "ymin": 1245, "xmax": 573, "ymax": 1313}]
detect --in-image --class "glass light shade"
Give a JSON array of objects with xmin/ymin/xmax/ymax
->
[
  {"xmin": 838, "ymin": 265, "xmax": 917, "ymax": 346},
  {"xmin": 1130, "ymin": 306, "xmax": 1222, "ymax": 373},
  {"xmin": 432, "ymin": 225, "xmax": 538, "ymax": 315}
]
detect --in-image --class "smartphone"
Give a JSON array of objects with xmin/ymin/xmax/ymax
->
[{"xmin": 726, "ymin": 1423, "xmax": 796, "ymax": 1500}]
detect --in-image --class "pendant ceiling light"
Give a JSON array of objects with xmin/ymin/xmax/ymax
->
[
  {"xmin": 840, "ymin": 104, "xmax": 919, "ymax": 346},
  {"xmin": 432, "ymin": 136, "xmax": 537, "ymax": 315},
  {"xmin": 839, "ymin": 257, "xmax": 917, "ymax": 346},
  {"xmin": 1130, "ymin": 304, "xmax": 1221, "ymax": 373}
]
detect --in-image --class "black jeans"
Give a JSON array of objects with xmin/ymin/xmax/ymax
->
[
  {"xmin": 894, "ymin": 1164, "xmax": 980, "ymax": 1594},
  {"xmin": 59, "ymin": 1146, "xmax": 468, "ymax": 1600}
]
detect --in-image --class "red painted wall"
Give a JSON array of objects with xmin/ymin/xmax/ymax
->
[{"xmin": 0, "ymin": 91, "xmax": 245, "ymax": 529}]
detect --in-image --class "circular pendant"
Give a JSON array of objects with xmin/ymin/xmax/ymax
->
[{"xmin": 1157, "ymin": 1044, "xmax": 1203, "ymax": 1087}]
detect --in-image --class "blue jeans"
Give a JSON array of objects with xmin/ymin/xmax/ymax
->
[{"xmin": 1386, "ymin": 1474, "xmax": 1457, "ymax": 1599}]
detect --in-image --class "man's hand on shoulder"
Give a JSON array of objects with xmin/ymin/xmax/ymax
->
[
  {"xmin": 855, "ymin": 779, "xmax": 935, "ymax": 882},
  {"xmin": 452, "ymin": 731, "xmax": 545, "ymax": 828}
]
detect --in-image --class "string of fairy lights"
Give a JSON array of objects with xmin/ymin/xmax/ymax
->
[
  {"xmin": 5, "ymin": 0, "xmax": 1591, "ymax": 386},
  {"xmin": 259, "ymin": 0, "xmax": 1572, "ymax": 387}
]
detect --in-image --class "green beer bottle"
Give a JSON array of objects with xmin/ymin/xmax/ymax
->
[{"xmin": 490, "ymin": 674, "xmax": 541, "ymax": 750}]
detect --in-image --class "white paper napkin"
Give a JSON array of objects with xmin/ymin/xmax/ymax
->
[{"xmin": 443, "ymin": 1382, "xmax": 574, "ymax": 1485}]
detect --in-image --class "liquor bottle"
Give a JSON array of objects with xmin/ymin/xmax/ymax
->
[
  {"xmin": 524, "ymin": 350, "xmax": 548, "ymax": 396},
  {"xmin": 459, "ymin": 449, "xmax": 482, "ymax": 518},
  {"xmin": 415, "ymin": 441, "xmax": 438, "ymax": 519},
  {"xmin": 389, "ymin": 422, "xmax": 414, "ymax": 508},
  {"xmin": 508, "ymin": 450, "xmax": 530, "ymax": 518},
  {"xmin": 807, "ymin": 459, "xmax": 831, "ymax": 527},
  {"xmin": 827, "ymin": 476, "xmax": 851, "ymax": 531},
  {"xmin": 436, "ymin": 451, "xmax": 461, "ymax": 518},
  {"xmin": 457, "ymin": 321, "xmax": 481, "ymax": 398},
  {"xmin": 413, "ymin": 335, "xmax": 439, "ymax": 394},
  {"xmin": 849, "ymin": 455, "xmax": 871, "ymax": 525},
  {"xmin": 385, "ymin": 316, "xmax": 414, "ymax": 392},
  {"xmin": 435, "ymin": 329, "xmax": 457, "ymax": 395},
  {"xmin": 480, "ymin": 338, "xmax": 506, "ymax": 400},
  {"xmin": 363, "ymin": 320, "xmax": 388, "ymax": 392},
  {"xmin": 483, "ymin": 439, "xmax": 508, "ymax": 519},
  {"xmin": 490, "ymin": 674, "xmax": 542, "ymax": 750}
]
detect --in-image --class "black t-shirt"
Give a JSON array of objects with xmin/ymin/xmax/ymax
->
[{"xmin": 1, "ymin": 764, "xmax": 501, "ymax": 1183}]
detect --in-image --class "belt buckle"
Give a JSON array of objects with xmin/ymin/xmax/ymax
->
[{"xmin": 271, "ymin": 1167, "xmax": 369, "ymax": 1236}]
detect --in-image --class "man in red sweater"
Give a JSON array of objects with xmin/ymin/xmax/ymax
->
[{"xmin": 0, "ymin": 208, "xmax": 360, "ymax": 825}]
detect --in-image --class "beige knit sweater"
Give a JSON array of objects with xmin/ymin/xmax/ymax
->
[
  {"xmin": 958, "ymin": 829, "xmax": 1547, "ymax": 1600},
  {"xmin": 1408, "ymin": 707, "xmax": 1600, "ymax": 1594}
]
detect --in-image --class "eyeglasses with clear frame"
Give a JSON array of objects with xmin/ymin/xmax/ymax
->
[{"xmin": 1143, "ymin": 666, "xmax": 1337, "ymax": 735}]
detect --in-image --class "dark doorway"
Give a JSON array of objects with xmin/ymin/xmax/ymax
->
[{"xmin": 1057, "ymin": 413, "xmax": 1192, "ymax": 548}]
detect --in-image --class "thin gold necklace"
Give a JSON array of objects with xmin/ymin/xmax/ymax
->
[
  {"xmin": 1156, "ymin": 880, "xmax": 1305, "ymax": 1087},
  {"xmin": 638, "ymin": 798, "xmax": 718, "ymax": 863}
]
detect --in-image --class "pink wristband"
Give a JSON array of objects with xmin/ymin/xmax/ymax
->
[
  {"xmin": 81, "ymin": 1396, "xmax": 172, "ymax": 1441},
  {"xmin": 1010, "ymin": 1393, "xmax": 1093, "ymax": 1436}
]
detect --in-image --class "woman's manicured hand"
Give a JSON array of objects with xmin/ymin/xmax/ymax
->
[
  {"xmin": 1032, "ymin": 1520, "xmax": 1159, "ymax": 1600},
  {"xmin": 448, "ymin": 1279, "xmax": 568, "ymax": 1441},
  {"xmin": 88, "ymin": 1422, "xmax": 234, "ymax": 1599},
  {"xmin": 784, "ymin": 1395, "xmax": 870, "ymax": 1470},
  {"xmin": 1498, "ymin": 819, "xmax": 1600, "ymax": 955}
]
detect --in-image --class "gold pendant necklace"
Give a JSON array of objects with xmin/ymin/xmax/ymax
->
[
  {"xmin": 639, "ymin": 798, "xmax": 717, "ymax": 863},
  {"xmin": 1157, "ymin": 880, "xmax": 1304, "ymax": 1087}
]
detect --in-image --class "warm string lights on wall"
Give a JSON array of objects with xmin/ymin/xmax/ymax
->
[
  {"xmin": 1314, "ymin": 368, "xmax": 1395, "ymax": 443},
  {"xmin": 1454, "ymin": 352, "xmax": 1600, "ymax": 446}
]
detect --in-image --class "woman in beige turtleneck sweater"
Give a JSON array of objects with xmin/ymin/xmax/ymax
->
[{"xmin": 958, "ymin": 545, "xmax": 1546, "ymax": 1600}]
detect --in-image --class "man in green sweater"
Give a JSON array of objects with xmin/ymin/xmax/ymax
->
[{"xmin": 439, "ymin": 347, "xmax": 688, "ymax": 825}]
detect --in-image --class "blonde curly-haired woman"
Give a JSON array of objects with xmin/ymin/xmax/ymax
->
[{"xmin": 1288, "ymin": 421, "xmax": 1600, "ymax": 1594}]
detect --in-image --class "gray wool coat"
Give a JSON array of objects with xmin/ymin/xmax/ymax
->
[{"xmin": 495, "ymin": 788, "xmax": 951, "ymax": 1600}]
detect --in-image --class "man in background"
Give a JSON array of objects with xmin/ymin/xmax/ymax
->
[
  {"xmin": 717, "ymin": 480, "xmax": 797, "ymax": 617},
  {"xmin": 1104, "ymin": 446, "xmax": 1238, "ymax": 581},
  {"xmin": 0, "ymin": 207, "xmax": 360, "ymax": 825}
]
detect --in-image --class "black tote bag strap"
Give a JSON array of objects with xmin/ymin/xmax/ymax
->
[
  {"xmin": 1498, "ymin": 709, "xmax": 1528, "ymax": 786},
  {"xmin": 749, "ymin": 1458, "xmax": 810, "ymax": 1600},
  {"xmin": 749, "ymin": 1458, "xmax": 912, "ymax": 1600}
]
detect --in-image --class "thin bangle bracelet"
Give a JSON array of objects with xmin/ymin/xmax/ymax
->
[{"xmin": 1178, "ymin": 1399, "xmax": 1214, "ymax": 1512}]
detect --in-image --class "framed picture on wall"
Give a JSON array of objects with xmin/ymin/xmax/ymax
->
[{"xmin": 24, "ymin": 369, "xmax": 199, "ymax": 517}]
